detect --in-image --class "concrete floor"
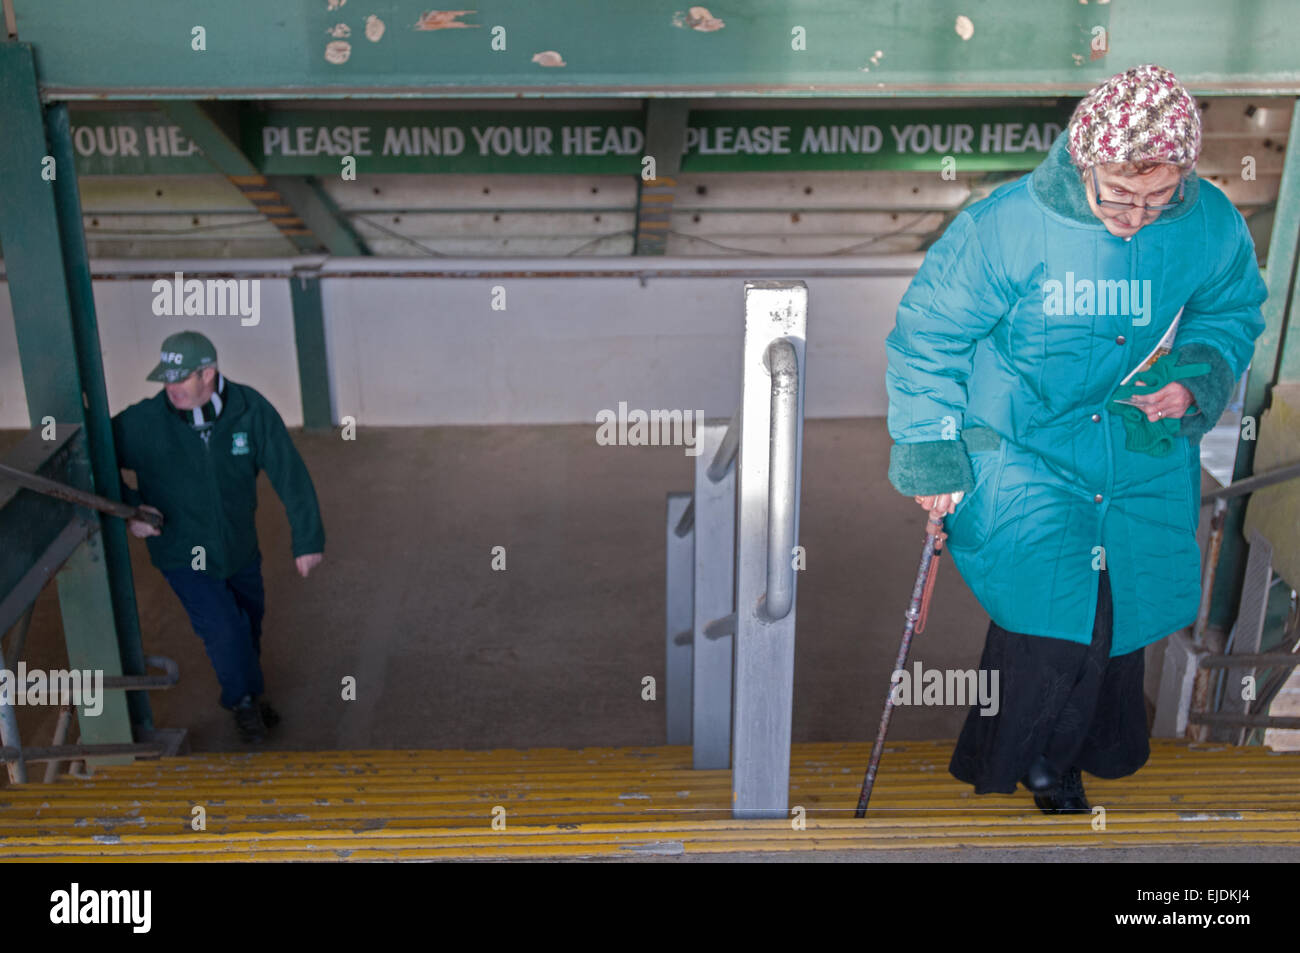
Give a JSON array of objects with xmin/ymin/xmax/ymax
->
[{"xmin": 4, "ymin": 418, "xmax": 1220, "ymax": 757}]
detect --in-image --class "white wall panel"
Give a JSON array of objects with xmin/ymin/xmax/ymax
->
[
  {"xmin": 3, "ymin": 256, "xmax": 920, "ymax": 429},
  {"xmin": 0, "ymin": 274, "xmax": 304, "ymax": 427}
]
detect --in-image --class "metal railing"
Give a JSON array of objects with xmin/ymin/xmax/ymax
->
[
  {"xmin": 0, "ymin": 604, "xmax": 179, "ymax": 784},
  {"xmin": 665, "ymin": 281, "xmax": 807, "ymax": 818},
  {"xmin": 0, "ymin": 424, "xmax": 183, "ymax": 784},
  {"xmin": 1155, "ymin": 460, "xmax": 1300, "ymax": 742}
]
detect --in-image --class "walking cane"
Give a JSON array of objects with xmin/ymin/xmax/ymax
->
[{"xmin": 854, "ymin": 503, "xmax": 949, "ymax": 817}]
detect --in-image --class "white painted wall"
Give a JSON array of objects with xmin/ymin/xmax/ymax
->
[
  {"xmin": 0, "ymin": 256, "xmax": 922, "ymax": 428},
  {"xmin": 0, "ymin": 267, "xmax": 303, "ymax": 427}
]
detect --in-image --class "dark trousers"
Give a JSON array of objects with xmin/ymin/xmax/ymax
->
[
  {"xmin": 948, "ymin": 567, "xmax": 1151, "ymax": 794},
  {"xmin": 161, "ymin": 552, "xmax": 266, "ymax": 710}
]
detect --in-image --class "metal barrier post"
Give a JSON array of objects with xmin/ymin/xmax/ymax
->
[
  {"xmin": 732, "ymin": 281, "xmax": 807, "ymax": 818},
  {"xmin": 665, "ymin": 493, "xmax": 694, "ymax": 745},
  {"xmin": 693, "ymin": 419, "xmax": 736, "ymax": 769}
]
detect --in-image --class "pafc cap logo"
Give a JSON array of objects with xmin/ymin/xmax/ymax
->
[
  {"xmin": 161, "ymin": 351, "xmax": 185, "ymax": 365},
  {"xmin": 231, "ymin": 432, "xmax": 250, "ymax": 455}
]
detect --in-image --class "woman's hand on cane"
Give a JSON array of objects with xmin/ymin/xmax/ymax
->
[{"xmin": 913, "ymin": 491, "xmax": 964, "ymax": 516}]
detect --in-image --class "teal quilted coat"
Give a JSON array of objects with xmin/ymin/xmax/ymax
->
[{"xmin": 885, "ymin": 130, "xmax": 1268, "ymax": 656}]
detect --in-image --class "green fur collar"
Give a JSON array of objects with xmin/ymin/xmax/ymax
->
[{"xmin": 1029, "ymin": 130, "xmax": 1200, "ymax": 226}]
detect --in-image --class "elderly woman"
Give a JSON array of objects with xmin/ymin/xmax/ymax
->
[{"xmin": 884, "ymin": 65, "xmax": 1268, "ymax": 813}]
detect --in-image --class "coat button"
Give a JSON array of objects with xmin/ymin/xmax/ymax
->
[
  {"xmin": 1091, "ymin": 413, "xmax": 1101, "ymax": 422},
  {"xmin": 1094, "ymin": 494, "xmax": 1104, "ymax": 503},
  {"xmin": 1115, "ymin": 335, "xmax": 1126, "ymax": 345}
]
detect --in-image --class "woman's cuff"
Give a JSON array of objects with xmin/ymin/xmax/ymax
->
[
  {"xmin": 888, "ymin": 439, "xmax": 975, "ymax": 496},
  {"xmin": 1170, "ymin": 343, "xmax": 1235, "ymax": 440}
]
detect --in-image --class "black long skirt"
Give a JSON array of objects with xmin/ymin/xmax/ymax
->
[{"xmin": 948, "ymin": 567, "xmax": 1151, "ymax": 795}]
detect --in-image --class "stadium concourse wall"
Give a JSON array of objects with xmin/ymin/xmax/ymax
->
[{"xmin": 0, "ymin": 256, "xmax": 921, "ymax": 428}]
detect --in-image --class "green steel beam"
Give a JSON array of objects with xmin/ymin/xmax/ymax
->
[
  {"xmin": 11, "ymin": 0, "xmax": 1300, "ymax": 100},
  {"xmin": 289, "ymin": 274, "xmax": 333, "ymax": 432},
  {"xmin": 1208, "ymin": 97, "xmax": 1300, "ymax": 630},
  {"xmin": 268, "ymin": 176, "xmax": 368, "ymax": 256},
  {"xmin": 0, "ymin": 42, "xmax": 138, "ymax": 747},
  {"xmin": 158, "ymin": 100, "xmax": 323, "ymax": 253},
  {"xmin": 158, "ymin": 101, "xmax": 256, "ymax": 175}
]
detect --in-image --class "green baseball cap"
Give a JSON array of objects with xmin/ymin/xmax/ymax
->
[{"xmin": 147, "ymin": 330, "xmax": 217, "ymax": 383}]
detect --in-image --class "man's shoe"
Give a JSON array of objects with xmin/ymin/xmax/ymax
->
[
  {"xmin": 233, "ymin": 695, "xmax": 267, "ymax": 744},
  {"xmin": 1033, "ymin": 766, "xmax": 1091, "ymax": 815},
  {"xmin": 259, "ymin": 700, "xmax": 280, "ymax": 730}
]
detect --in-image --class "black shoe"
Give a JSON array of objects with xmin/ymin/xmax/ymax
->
[
  {"xmin": 259, "ymin": 700, "xmax": 280, "ymax": 730},
  {"xmin": 1033, "ymin": 766, "xmax": 1091, "ymax": 815},
  {"xmin": 233, "ymin": 694, "xmax": 267, "ymax": 743},
  {"xmin": 1021, "ymin": 755, "xmax": 1061, "ymax": 793}
]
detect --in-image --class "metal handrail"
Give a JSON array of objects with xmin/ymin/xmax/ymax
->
[
  {"xmin": 1198, "ymin": 652, "xmax": 1300, "ymax": 669},
  {"xmin": 2, "ymin": 742, "xmax": 166, "ymax": 764},
  {"xmin": 707, "ymin": 408, "xmax": 741, "ymax": 483},
  {"xmin": 101, "ymin": 654, "xmax": 180, "ymax": 690},
  {"xmin": 1186, "ymin": 712, "xmax": 1300, "ymax": 730},
  {"xmin": 764, "ymin": 340, "xmax": 799, "ymax": 622},
  {"xmin": 1201, "ymin": 460, "xmax": 1300, "ymax": 503},
  {"xmin": 674, "ymin": 499, "xmax": 694, "ymax": 538},
  {"xmin": 704, "ymin": 612, "xmax": 737, "ymax": 639}
]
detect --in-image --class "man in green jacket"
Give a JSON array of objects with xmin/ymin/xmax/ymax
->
[{"xmin": 112, "ymin": 330, "xmax": 325, "ymax": 743}]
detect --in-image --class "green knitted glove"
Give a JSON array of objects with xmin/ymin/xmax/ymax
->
[
  {"xmin": 1169, "ymin": 343, "xmax": 1236, "ymax": 441},
  {"xmin": 1107, "ymin": 356, "xmax": 1212, "ymax": 456}
]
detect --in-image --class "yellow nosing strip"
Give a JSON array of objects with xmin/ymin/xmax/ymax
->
[{"xmin": 1, "ymin": 741, "xmax": 1295, "ymax": 860}]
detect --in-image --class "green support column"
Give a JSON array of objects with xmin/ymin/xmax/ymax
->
[
  {"xmin": 47, "ymin": 102, "xmax": 153, "ymax": 731},
  {"xmin": 290, "ymin": 274, "xmax": 333, "ymax": 431},
  {"xmin": 0, "ymin": 42, "xmax": 138, "ymax": 754},
  {"xmin": 1208, "ymin": 97, "xmax": 1300, "ymax": 629}
]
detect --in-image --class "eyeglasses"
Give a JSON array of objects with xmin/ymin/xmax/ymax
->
[{"xmin": 1090, "ymin": 165, "xmax": 1185, "ymax": 213}]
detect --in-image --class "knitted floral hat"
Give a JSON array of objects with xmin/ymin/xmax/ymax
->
[{"xmin": 1067, "ymin": 64, "xmax": 1202, "ymax": 170}]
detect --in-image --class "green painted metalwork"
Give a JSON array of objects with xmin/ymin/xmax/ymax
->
[
  {"xmin": 160, "ymin": 101, "xmax": 323, "ymax": 253},
  {"xmin": 682, "ymin": 107, "xmax": 1071, "ymax": 172},
  {"xmin": 158, "ymin": 101, "xmax": 257, "ymax": 175},
  {"xmin": 269, "ymin": 177, "xmax": 368, "ymax": 256},
  {"xmin": 53, "ymin": 536, "xmax": 135, "ymax": 767},
  {"xmin": 1208, "ymin": 97, "xmax": 1300, "ymax": 630},
  {"xmin": 65, "ymin": 109, "xmax": 211, "ymax": 175},
  {"xmin": 46, "ymin": 103, "xmax": 154, "ymax": 731},
  {"xmin": 0, "ymin": 42, "xmax": 140, "ymax": 745},
  {"xmin": 0, "ymin": 427, "xmax": 85, "ymax": 635},
  {"xmin": 65, "ymin": 105, "xmax": 1072, "ymax": 174},
  {"xmin": 1, "ymin": 49, "xmax": 82, "ymax": 422},
  {"xmin": 289, "ymin": 275, "xmax": 333, "ymax": 432},
  {"xmin": 13, "ymin": 0, "xmax": 1300, "ymax": 100},
  {"xmin": 250, "ymin": 108, "xmax": 643, "ymax": 175}
]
